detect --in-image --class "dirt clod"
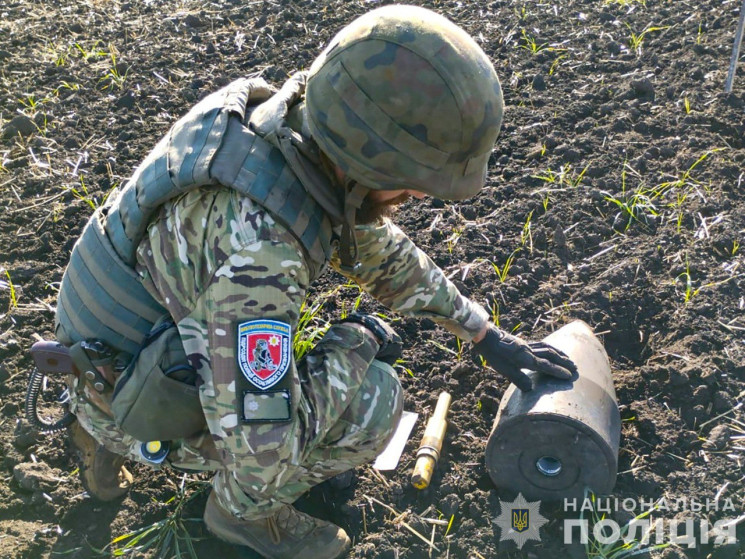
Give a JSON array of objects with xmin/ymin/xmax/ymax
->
[
  {"xmin": 12, "ymin": 462, "xmax": 59, "ymax": 492},
  {"xmin": 705, "ymin": 424, "xmax": 731, "ymax": 450},
  {"xmin": 2, "ymin": 115, "xmax": 36, "ymax": 140}
]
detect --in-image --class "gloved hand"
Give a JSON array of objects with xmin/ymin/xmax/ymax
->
[
  {"xmin": 473, "ymin": 325, "xmax": 577, "ymax": 392},
  {"xmin": 337, "ymin": 313, "xmax": 402, "ymax": 366}
]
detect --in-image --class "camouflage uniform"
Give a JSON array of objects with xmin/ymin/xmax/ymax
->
[
  {"xmin": 69, "ymin": 183, "xmax": 488, "ymax": 518},
  {"xmin": 66, "ymin": 4, "xmax": 498, "ymax": 524}
]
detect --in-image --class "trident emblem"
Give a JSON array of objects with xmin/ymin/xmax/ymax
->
[{"xmin": 512, "ymin": 509, "xmax": 529, "ymax": 533}]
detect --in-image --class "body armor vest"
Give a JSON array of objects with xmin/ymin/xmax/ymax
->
[{"xmin": 55, "ymin": 78, "xmax": 336, "ymax": 356}]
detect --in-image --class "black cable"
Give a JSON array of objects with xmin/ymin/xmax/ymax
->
[{"xmin": 25, "ymin": 369, "xmax": 75, "ymax": 434}]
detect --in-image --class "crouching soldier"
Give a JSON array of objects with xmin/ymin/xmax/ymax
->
[{"xmin": 54, "ymin": 5, "xmax": 575, "ymax": 559}]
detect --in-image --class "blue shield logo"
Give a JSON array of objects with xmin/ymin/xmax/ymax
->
[{"xmin": 512, "ymin": 509, "xmax": 529, "ymax": 533}]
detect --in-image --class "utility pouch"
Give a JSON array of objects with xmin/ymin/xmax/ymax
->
[{"xmin": 111, "ymin": 317, "xmax": 206, "ymax": 442}]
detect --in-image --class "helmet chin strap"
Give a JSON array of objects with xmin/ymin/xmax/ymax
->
[{"xmin": 339, "ymin": 179, "xmax": 369, "ymax": 273}]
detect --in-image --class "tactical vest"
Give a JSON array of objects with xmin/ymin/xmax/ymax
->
[{"xmin": 55, "ymin": 78, "xmax": 336, "ymax": 356}]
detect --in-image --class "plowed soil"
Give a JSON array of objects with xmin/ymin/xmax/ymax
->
[{"xmin": 1, "ymin": 1, "xmax": 744, "ymax": 558}]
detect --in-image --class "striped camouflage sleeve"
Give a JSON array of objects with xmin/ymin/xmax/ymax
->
[{"xmin": 330, "ymin": 218, "xmax": 490, "ymax": 341}]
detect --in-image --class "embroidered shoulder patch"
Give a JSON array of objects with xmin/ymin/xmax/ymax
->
[{"xmin": 237, "ymin": 320, "xmax": 291, "ymax": 390}]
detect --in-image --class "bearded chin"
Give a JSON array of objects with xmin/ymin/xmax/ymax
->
[{"xmin": 356, "ymin": 192, "xmax": 411, "ymax": 225}]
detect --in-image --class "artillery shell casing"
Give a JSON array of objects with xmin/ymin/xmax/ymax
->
[
  {"xmin": 411, "ymin": 392, "xmax": 451, "ymax": 489},
  {"xmin": 485, "ymin": 320, "xmax": 620, "ymax": 502}
]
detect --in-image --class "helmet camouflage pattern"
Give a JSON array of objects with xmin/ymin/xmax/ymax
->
[{"xmin": 306, "ymin": 4, "xmax": 504, "ymax": 200}]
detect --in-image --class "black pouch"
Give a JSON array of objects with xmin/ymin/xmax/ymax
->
[{"xmin": 111, "ymin": 316, "xmax": 206, "ymax": 441}]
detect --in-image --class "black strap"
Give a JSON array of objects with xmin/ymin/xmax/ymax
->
[{"xmin": 339, "ymin": 181, "xmax": 369, "ymax": 273}]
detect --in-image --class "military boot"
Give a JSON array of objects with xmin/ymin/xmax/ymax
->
[
  {"xmin": 68, "ymin": 421, "xmax": 133, "ymax": 501},
  {"xmin": 203, "ymin": 491, "xmax": 351, "ymax": 559}
]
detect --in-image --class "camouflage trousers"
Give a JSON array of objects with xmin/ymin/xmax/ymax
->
[{"xmin": 69, "ymin": 328, "xmax": 403, "ymax": 520}]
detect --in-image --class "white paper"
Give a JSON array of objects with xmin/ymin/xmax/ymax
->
[{"xmin": 373, "ymin": 411, "xmax": 418, "ymax": 471}]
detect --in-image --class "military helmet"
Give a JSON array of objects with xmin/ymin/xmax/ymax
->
[{"xmin": 305, "ymin": 5, "xmax": 503, "ymax": 200}]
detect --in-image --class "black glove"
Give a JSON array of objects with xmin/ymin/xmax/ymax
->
[
  {"xmin": 473, "ymin": 326, "xmax": 577, "ymax": 391},
  {"xmin": 338, "ymin": 313, "xmax": 403, "ymax": 366}
]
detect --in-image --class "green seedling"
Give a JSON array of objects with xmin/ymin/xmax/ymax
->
[
  {"xmin": 54, "ymin": 81, "xmax": 82, "ymax": 95},
  {"xmin": 654, "ymin": 149, "xmax": 723, "ymax": 195},
  {"xmin": 444, "ymin": 513, "xmax": 455, "ymax": 537},
  {"xmin": 394, "ymin": 358, "xmax": 415, "ymax": 378},
  {"xmin": 520, "ymin": 30, "xmax": 548, "ymax": 54},
  {"xmin": 100, "ymin": 50, "xmax": 128, "ymax": 90},
  {"xmin": 446, "ymin": 225, "xmax": 464, "ymax": 255},
  {"xmin": 68, "ymin": 175, "xmax": 104, "ymax": 211},
  {"xmin": 675, "ymin": 263, "xmax": 700, "ymax": 304},
  {"xmin": 683, "ymin": 97, "xmax": 691, "ymax": 114},
  {"xmin": 582, "ymin": 490, "xmax": 669, "ymax": 558},
  {"xmin": 294, "ymin": 294, "xmax": 330, "ymax": 361},
  {"xmin": 48, "ymin": 44, "xmax": 69, "ymax": 66},
  {"xmin": 602, "ymin": 163, "xmax": 659, "ymax": 231},
  {"xmin": 426, "ymin": 338, "xmax": 464, "ymax": 361},
  {"xmin": 521, "ymin": 211, "xmax": 534, "ymax": 253},
  {"xmin": 94, "ymin": 477, "xmax": 209, "ymax": 558},
  {"xmin": 490, "ymin": 250, "xmax": 519, "ymax": 283},
  {"xmin": 672, "ymin": 255, "xmax": 741, "ymax": 305},
  {"xmin": 73, "ymin": 40, "xmax": 109, "ymax": 61},
  {"xmin": 626, "ymin": 23, "xmax": 669, "ymax": 56},
  {"xmin": 339, "ymin": 284, "xmax": 364, "ymax": 320},
  {"xmin": 490, "ymin": 300, "xmax": 501, "ymax": 327},
  {"xmin": 1, "ymin": 269, "xmax": 18, "ymax": 311},
  {"xmin": 19, "ymin": 94, "xmax": 52, "ymax": 115},
  {"xmin": 532, "ymin": 164, "xmax": 588, "ymax": 188},
  {"xmin": 603, "ymin": 189, "xmax": 658, "ymax": 231},
  {"xmin": 604, "ymin": 0, "xmax": 646, "ymax": 6},
  {"xmin": 549, "ymin": 54, "xmax": 566, "ymax": 76},
  {"xmin": 652, "ymin": 148, "xmax": 724, "ymax": 230}
]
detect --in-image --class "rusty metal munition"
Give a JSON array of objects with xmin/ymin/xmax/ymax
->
[
  {"xmin": 485, "ymin": 321, "xmax": 620, "ymax": 501},
  {"xmin": 411, "ymin": 392, "xmax": 452, "ymax": 490}
]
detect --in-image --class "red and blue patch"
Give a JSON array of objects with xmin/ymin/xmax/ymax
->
[{"xmin": 237, "ymin": 320, "xmax": 291, "ymax": 390}]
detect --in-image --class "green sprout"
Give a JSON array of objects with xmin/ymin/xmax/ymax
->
[
  {"xmin": 626, "ymin": 23, "xmax": 669, "ymax": 56},
  {"xmin": 490, "ymin": 300, "xmax": 501, "ymax": 327},
  {"xmin": 100, "ymin": 49, "xmax": 128, "ymax": 90},
  {"xmin": 426, "ymin": 338, "xmax": 464, "ymax": 361},
  {"xmin": 68, "ymin": 175, "xmax": 106, "ymax": 211},
  {"xmin": 683, "ymin": 97, "xmax": 691, "ymax": 115},
  {"xmin": 446, "ymin": 226, "xmax": 464, "ymax": 255},
  {"xmin": 490, "ymin": 250, "xmax": 519, "ymax": 283},
  {"xmin": 604, "ymin": 0, "xmax": 646, "ymax": 6},
  {"xmin": 1, "ymin": 269, "xmax": 18, "ymax": 311},
  {"xmin": 92, "ymin": 476, "xmax": 209, "ymax": 558},
  {"xmin": 520, "ymin": 30, "xmax": 548, "ymax": 54},
  {"xmin": 521, "ymin": 211, "xmax": 534, "ymax": 253},
  {"xmin": 532, "ymin": 164, "xmax": 588, "ymax": 188},
  {"xmin": 582, "ymin": 490, "xmax": 669, "ymax": 558},
  {"xmin": 549, "ymin": 54, "xmax": 566, "ymax": 76},
  {"xmin": 294, "ymin": 293, "xmax": 330, "ymax": 361},
  {"xmin": 394, "ymin": 358, "xmax": 415, "ymax": 378},
  {"xmin": 73, "ymin": 40, "xmax": 109, "ymax": 61},
  {"xmin": 601, "ymin": 163, "xmax": 659, "ymax": 232},
  {"xmin": 674, "ymin": 255, "xmax": 706, "ymax": 304},
  {"xmin": 54, "ymin": 81, "xmax": 82, "ymax": 95}
]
